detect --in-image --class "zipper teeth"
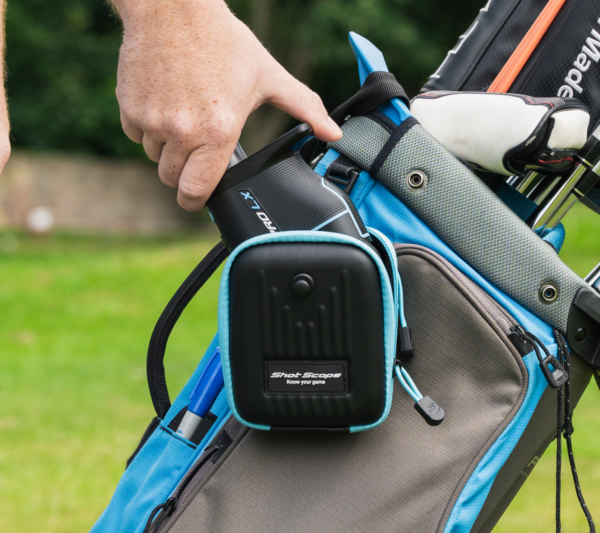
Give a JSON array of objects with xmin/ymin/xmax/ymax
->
[{"xmin": 174, "ymin": 444, "xmax": 222, "ymax": 499}]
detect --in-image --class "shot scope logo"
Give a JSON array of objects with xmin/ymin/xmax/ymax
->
[
  {"xmin": 239, "ymin": 190, "xmax": 278, "ymax": 233},
  {"xmin": 269, "ymin": 371, "xmax": 343, "ymax": 381},
  {"xmin": 557, "ymin": 17, "xmax": 600, "ymax": 99},
  {"xmin": 266, "ymin": 362, "xmax": 348, "ymax": 394}
]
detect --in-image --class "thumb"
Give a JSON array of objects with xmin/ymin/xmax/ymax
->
[{"xmin": 262, "ymin": 65, "xmax": 343, "ymax": 143}]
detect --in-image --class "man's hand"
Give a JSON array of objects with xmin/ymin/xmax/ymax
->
[{"xmin": 111, "ymin": 0, "xmax": 342, "ymax": 211}]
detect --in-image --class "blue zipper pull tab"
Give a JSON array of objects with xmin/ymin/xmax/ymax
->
[{"xmin": 394, "ymin": 364, "xmax": 445, "ymax": 426}]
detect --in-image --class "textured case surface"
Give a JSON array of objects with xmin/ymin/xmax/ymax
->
[
  {"xmin": 159, "ymin": 245, "xmax": 562, "ymax": 533},
  {"xmin": 228, "ymin": 241, "xmax": 386, "ymax": 428}
]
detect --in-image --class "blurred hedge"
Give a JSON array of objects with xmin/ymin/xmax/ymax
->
[{"xmin": 5, "ymin": 0, "xmax": 482, "ymax": 157}]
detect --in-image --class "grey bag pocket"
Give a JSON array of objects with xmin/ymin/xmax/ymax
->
[{"xmin": 156, "ymin": 244, "xmax": 530, "ymax": 533}]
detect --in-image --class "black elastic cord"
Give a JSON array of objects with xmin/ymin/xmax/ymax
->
[
  {"xmin": 554, "ymin": 329, "xmax": 596, "ymax": 532},
  {"xmin": 556, "ymin": 346, "xmax": 563, "ymax": 533},
  {"xmin": 142, "ymin": 444, "xmax": 222, "ymax": 533},
  {"xmin": 147, "ymin": 241, "xmax": 229, "ymax": 419},
  {"xmin": 329, "ymin": 71, "xmax": 410, "ymax": 126}
]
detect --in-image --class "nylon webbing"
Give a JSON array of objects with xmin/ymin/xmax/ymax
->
[
  {"xmin": 147, "ymin": 241, "xmax": 229, "ymax": 419},
  {"xmin": 330, "ymin": 71, "xmax": 410, "ymax": 125}
]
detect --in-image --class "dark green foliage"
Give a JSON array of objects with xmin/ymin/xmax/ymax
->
[
  {"xmin": 5, "ymin": 0, "xmax": 143, "ymax": 157},
  {"xmin": 229, "ymin": 0, "xmax": 483, "ymax": 109},
  {"xmin": 6, "ymin": 0, "xmax": 483, "ymax": 157}
]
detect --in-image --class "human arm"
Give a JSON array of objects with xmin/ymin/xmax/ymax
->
[{"xmin": 0, "ymin": 0, "xmax": 11, "ymax": 173}]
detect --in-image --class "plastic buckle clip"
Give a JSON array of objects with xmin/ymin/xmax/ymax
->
[
  {"xmin": 540, "ymin": 355, "xmax": 568, "ymax": 388},
  {"xmin": 324, "ymin": 156, "xmax": 361, "ymax": 195}
]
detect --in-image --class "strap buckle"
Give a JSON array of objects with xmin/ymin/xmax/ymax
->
[{"xmin": 324, "ymin": 156, "xmax": 361, "ymax": 194}]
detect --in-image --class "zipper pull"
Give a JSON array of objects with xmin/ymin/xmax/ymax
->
[
  {"xmin": 143, "ymin": 442, "xmax": 223, "ymax": 533},
  {"xmin": 397, "ymin": 326, "xmax": 414, "ymax": 360},
  {"xmin": 510, "ymin": 326, "xmax": 568, "ymax": 388},
  {"xmin": 394, "ymin": 364, "xmax": 445, "ymax": 426},
  {"xmin": 143, "ymin": 496, "xmax": 178, "ymax": 533}
]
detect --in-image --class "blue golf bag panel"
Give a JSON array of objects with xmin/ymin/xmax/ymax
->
[
  {"xmin": 91, "ymin": 335, "xmax": 232, "ymax": 533},
  {"xmin": 314, "ymin": 150, "xmax": 560, "ymax": 531},
  {"xmin": 217, "ymin": 229, "xmax": 400, "ymax": 433}
]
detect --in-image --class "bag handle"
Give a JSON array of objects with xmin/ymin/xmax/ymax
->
[
  {"xmin": 329, "ymin": 71, "xmax": 409, "ymax": 126},
  {"xmin": 147, "ymin": 241, "xmax": 229, "ymax": 419}
]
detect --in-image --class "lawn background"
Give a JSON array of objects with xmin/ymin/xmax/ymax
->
[{"xmin": 1, "ymin": 203, "xmax": 599, "ymax": 532}]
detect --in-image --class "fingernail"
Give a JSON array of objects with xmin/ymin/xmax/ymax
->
[{"xmin": 328, "ymin": 117, "xmax": 343, "ymax": 138}]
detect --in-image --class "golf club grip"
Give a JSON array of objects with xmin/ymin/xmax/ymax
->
[{"xmin": 331, "ymin": 116, "xmax": 589, "ymax": 331}]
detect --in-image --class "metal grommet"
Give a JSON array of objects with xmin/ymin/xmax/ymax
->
[
  {"xmin": 406, "ymin": 170, "xmax": 427, "ymax": 190},
  {"xmin": 539, "ymin": 283, "xmax": 559, "ymax": 304}
]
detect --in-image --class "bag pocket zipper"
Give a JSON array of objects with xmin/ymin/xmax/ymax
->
[{"xmin": 143, "ymin": 416, "xmax": 248, "ymax": 533}]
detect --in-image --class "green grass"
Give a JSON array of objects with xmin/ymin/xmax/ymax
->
[
  {"xmin": 0, "ymin": 203, "xmax": 599, "ymax": 532},
  {"xmin": 0, "ymin": 232, "xmax": 222, "ymax": 532}
]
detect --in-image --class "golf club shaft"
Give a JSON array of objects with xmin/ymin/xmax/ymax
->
[
  {"xmin": 528, "ymin": 125, "xmax": 600, "ymax": 231},
  {"xmin": 515, "ymin": 171, "xmax": 544, "ymax": 195},
  {"xmin": 529, "ymin": 175, "xmax": 562, "ymax": 205},
  {"xmin": 227, "ymin": 143, "xmax": 247, "ymax": 169},
  {"xmin": 586, "ymin": 263, "xmax": 600, "ymax": 293}
]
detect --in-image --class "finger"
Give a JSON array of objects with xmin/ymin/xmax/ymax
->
[
  {"xmin": 142, "ymin": 133, "xmax": 164, "ymax": 163},
  {"xmin": 120, "ymin": 114, "xmax": 144, "ymax": 144},
  {"xmin": 157, "ymin": 141, "xmax": 189, "ymax": 188},
  {"xmin": 176, "ymin": 139, "xmax": 238, "ymax": 211},
  {"xmin": 263, "ymin": 66, "xmax": 343, "ymax": 143}
]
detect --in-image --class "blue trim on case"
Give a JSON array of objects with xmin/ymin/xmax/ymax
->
[{"xmin": 218, "ymin": 230, "xmax": 398, "ymax": 433}]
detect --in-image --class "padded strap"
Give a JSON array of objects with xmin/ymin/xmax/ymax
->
[
  {"xmin": 330, "ymin": 114, "xmax": 593, "ymax": 332},
  {"xmin": 330, "ymin": 71, "xmax": 410, "ymax": 125},
  {"xmin": 147, "ymin": 241, "xmax": 229, "ymax": 419}
]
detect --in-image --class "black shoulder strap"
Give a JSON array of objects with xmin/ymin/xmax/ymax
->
[
  {"xmin": 147, "ymin": 241, "xmax": 229, "ymax": 419},
  {"xmin": 330, "ymin": 71, "xmax": 410, "ymax": 125}
]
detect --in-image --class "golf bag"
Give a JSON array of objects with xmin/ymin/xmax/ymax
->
[
  {"xmin": 422, "ymin": 0, "xmax": 600, "ymax": 214},
  {"xmin": 91, "ymin": 34, "xmax": 600, "ymax": 533}
]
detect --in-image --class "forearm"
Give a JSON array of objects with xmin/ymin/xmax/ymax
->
[
  {"xmin": 0, "ymin": 0, "xmax": 10, "ymax": 170},
  {"xmin": 1, "ymin": 0, "xmax": 6, "ymax": 83}
]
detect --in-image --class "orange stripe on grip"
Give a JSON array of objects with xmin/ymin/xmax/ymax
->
[{"xmin": 488, "ymin": 0, "xmax": 567, "ymax": 93}]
